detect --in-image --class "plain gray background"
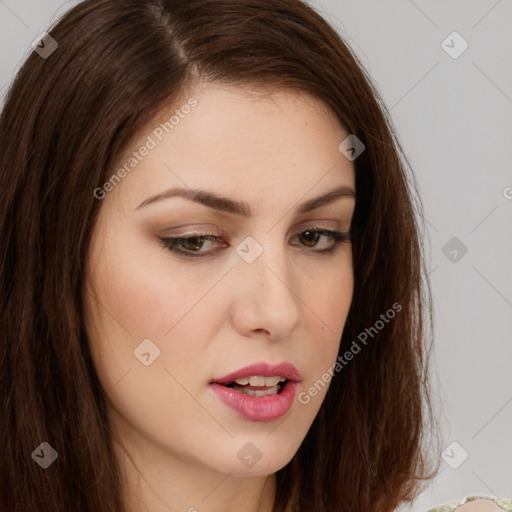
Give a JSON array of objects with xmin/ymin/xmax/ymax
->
[{"xmin": 1, "ymin": 1, "xmax": 511, "ymax": 510}]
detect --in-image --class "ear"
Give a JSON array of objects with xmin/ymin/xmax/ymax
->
[{"xmin": 456, "ymin": 499, "xmax": 504, "ymax": 512}]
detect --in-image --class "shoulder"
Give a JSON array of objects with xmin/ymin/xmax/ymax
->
[
  {"xmin": 427, "ymin": 496, "xmax": 512, "ymax": 512},
  {"xmin": 455, "ymin": 499, "xmax": 507, "ymax": 511}
]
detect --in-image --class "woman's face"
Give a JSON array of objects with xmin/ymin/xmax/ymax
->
[{"xmin": 83, "ymin": 84, "xmax": 355, "ymax": 478}]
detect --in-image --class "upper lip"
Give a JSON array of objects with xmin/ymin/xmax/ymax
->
[{"xmin": 211, "ymin": 362, "xmax": 302, "ymax": 384}]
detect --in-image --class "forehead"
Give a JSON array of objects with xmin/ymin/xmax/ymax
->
[{"xmin": 106, "ymin": 83, "xmax": 355, "ymax": 211}]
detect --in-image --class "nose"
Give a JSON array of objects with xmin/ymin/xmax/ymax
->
[{"xmin": 229, "ymin": 240, "xmax": 302, "ymax": 341}]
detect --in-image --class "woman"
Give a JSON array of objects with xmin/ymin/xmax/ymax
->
[{"xmin": 0, "ymin": 0, "xmax": 508, "ymax": 511}]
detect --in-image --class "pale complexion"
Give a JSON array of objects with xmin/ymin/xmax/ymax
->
[
  {"xmin": 83, "ymin": 83, "xmax": 356, "ymax": 512},
  {"xmin": 457, "ymin": 501, "xmax": 505, "ymax": 511}
]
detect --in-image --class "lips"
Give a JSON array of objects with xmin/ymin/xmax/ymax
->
[{"xmin": 209, "ymin": 362, "xmax": 301, "ymax": 422}]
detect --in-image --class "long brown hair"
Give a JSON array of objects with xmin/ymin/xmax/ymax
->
[{"xmin": 0, "ymin": 0, "xmax": 439, "ymax": 510}]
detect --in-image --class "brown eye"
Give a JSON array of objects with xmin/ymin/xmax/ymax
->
[
  {"xmin": 160, "ymin": 234, "xmax": 225, "ymax": 257},
  {"xmin": 291, "ymin": 228, "xmax": 351, "ymax": 253},
  {"xmin": 161, "ymin": 227, "xmax": 349, "ymax": 260},
  {"xmin": 298, "ymin": 230, "xmax": 321, "ymax": 248},
  {"xmin": 181, "ymin": 236, "xmax": 206, "ymax": 251}
]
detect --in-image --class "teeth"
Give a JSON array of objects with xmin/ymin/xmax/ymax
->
[
  {"xmin": 249, "ymin": 376, "xmax": 265, "ymax": 386},
  {"xmin": 233, "ymin": 376, "xmax": 287, "ymax": 386},
  {"xmin": 229, "ymin": 376, "xmax": 290, "ymax": 397},
  {"xmin": 232, "ymin": 384, "xmax": 280, "ymax": 397},
  {"xmin": 260, "ymin": 376, "xmax": 281, "ymax": 386}
]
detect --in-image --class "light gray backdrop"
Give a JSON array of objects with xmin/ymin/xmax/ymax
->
[{"xmin": 1, "ymin": 1, "xmax": 510, "ymax": 510}]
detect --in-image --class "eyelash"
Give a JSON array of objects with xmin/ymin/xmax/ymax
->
[{"xmin": 159, "ymin": 226, "xmax": 351, "ymax": 259}]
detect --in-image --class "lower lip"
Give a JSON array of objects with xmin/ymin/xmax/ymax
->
[{"xmin": 209, "ymin": 381, "xmax": 299, "ymax": 422}]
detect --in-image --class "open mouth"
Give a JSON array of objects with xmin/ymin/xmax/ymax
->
[
  {"xmin": 221, "ymin": 377, "xmax": 288, "ymax": 397},
  {"xmin": 209, "ymin": 368, "xmax": 300, "ymax": 421}
]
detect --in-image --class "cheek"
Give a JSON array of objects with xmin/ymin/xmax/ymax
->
[
  {"xmin": 82, "ymin": 231, "xmax": 230, "ymax": 396},
  {"xmin": 301, "ymin": 262, "xmax": 353, "ymax": 381},
  {"xmin": 309, "ymin": 252, "xmax": 353, "ymax": 326},
  {"xmin": 318, "ymin": 271, "xmax": 353, "ymax": 332},
  {"xmin": 85, "ymin": 232, "xmax": 220, "ymax": 340},
  {"xmin": 82, "ymin": 246, "xmax": 227, "ymax": 444}
]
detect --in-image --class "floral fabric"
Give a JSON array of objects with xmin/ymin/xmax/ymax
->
[{"xmin": 427, "ymin": 495, "xmax": 512, "ymax": 511}]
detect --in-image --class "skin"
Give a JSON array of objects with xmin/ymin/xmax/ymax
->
[
  {"xmin": 83, "ymin": 83, "xmax": 356, "ymax": 512},
  {"xmin": 456, "ymin": 501, "xmax": 505, "ymax": 511}
]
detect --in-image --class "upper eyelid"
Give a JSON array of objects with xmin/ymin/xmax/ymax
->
[
  {"xmin": 163, "ymin": 229, "xmax": 345, "ymax": 244},
  {"xmin": 167, "ymin": 227, "xmax": 343, "ymax": 238},
  {"xmin": 161, "ymin": 219, "xmax": 346, "ymax": 236}
]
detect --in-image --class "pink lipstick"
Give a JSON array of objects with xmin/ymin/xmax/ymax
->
[{"xmin": 209, "ymin": 362, "xmax": 301, "ymax": 422}]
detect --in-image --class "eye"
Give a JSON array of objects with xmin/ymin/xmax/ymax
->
[
  {"xmin": 159, "ymin": 227, "xmax": 351, "ymax": 258},
  {"xmin": 159, "ymin": 233, "xmax": 225, "ymax": 258},
  {"xmin": 291, "ymin": 228, "xmax": 351, "ymax": 253}
]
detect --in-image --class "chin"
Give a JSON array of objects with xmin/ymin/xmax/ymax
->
[
  {"xmin": 208, "ymin": 437, "xmax": 301, "ymax": 477},
  {"xmin": 226, "ymin": 458, "xmax": 291, "ymax": 478}
]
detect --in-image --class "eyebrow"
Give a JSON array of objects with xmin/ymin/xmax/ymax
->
[{"xmin": 136, "ymin": 185, "xmax": 355, "ymax": 216}]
